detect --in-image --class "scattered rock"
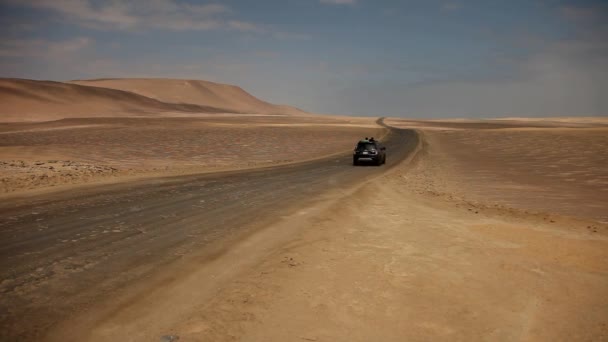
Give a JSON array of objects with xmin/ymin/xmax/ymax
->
[
  {"xmin": 160, "ymin": 335, "xmax": 179, "ymax": 342},
  {"xmin": 282, "ymin": 257, "xmax": 299, "ymax": 267}
]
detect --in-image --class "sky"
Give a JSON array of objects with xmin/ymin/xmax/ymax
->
[{"xmin": 0, "ymin": 0, "xmax": 606, "ymax": 118}]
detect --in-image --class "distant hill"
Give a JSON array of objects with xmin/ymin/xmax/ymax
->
[
  {"xmin": 71, "ymin": 78, "xmax": 307, "ymax": 116},
  {"xmin": 0, "ymin": 78, "xmax": 308, "ymax": 122}
]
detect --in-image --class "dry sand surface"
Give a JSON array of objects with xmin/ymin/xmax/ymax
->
[
  {"xmin": 386, "ymin": 118, "xmax": 608, "ymax": 223},
  {"xmin": 2, "ymin": 75, "xmax": 606, "ymax": 340},
  {"xmin": 0, "ymin": 79, "xmax": 229, "ymax": 122},
  {"xmin": 71, "ymin": 78, "xmax": 306, "ymax": 116},
  {"xmin": 0, "ymin": 78, "xmax": 307, "ymax": 123},
  {"xmin": 495, "ymin": 117, "xmax": 608, "ymax": 125},
  {"xmin": 45, "ymin": 118, "xmax": 608, "ymax": 341},
  {"xmin": 0, "ymin": 115, "xmax": 380, "ymax": 196}
]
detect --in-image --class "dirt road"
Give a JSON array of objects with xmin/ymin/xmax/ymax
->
[
  {"xmin": 0, "ymin": 121, "xmax": 417, "ymax": 340},
  {"xmin": 2, "ymin": 119, "xmax": 607, "ymax": 341}
]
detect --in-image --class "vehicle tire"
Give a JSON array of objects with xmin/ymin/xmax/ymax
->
[
  {"xmin": 353, "ymin": 158, "xmax": 358, "ymax": 166},
  {"xmin": 383, "ymin": 155, "xmax": 387, "ymax": 164},
  {"xmin": 376, "ymin": 158, "xmax": 382, "ymax": 166}
]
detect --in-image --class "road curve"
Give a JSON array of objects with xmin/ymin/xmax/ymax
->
[{"xmin": 0, "ymin": 119, "xmax": 418, "ymax": 340}]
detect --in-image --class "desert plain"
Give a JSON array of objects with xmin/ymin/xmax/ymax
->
[{"xmin": 1, "ymin": 78, "xmax": 607, "ymax": 341}]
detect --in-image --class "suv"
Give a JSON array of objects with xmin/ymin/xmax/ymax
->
[{"xmin": 353, "ymin": 140, "xmax": 386, "ymax": 166}]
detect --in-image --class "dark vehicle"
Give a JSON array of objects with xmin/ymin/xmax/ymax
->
[{"xmin": 353, "ymin": 140, "xmax": 386, "ymax": 166}]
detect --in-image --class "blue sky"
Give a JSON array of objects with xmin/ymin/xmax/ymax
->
[{"xmin": 0, "ymin": 0, "xmax": 606, "ymax": 117}]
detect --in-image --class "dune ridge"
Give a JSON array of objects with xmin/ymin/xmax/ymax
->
[
  {"xmin": 71, "ymin": 78, "xmax": 307, "ymax": 116},
  {"xmin": 0, "ymin": 78, "xmax": 307, "ymax": 122}
]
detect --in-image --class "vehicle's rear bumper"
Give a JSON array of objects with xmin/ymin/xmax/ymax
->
[{"xmin": 354, "ymin": 156, "xmax": 379, "ymax": 162}]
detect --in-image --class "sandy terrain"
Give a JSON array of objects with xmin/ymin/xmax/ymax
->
[
  {"xmin": 0, "ymin": 79, "xmax": 230, "ymax": 122},
  {"xmin": 495, "ymin": 117, "xmax": 608, "ymax": 125},
  {"xmin": 71, "ymin": 78, "xmax": 307, "ymax": 116},
  {"xmin": 0, "ymin": 77, "xmax": 362, "ymax": 196},
  {"xmin": 0, "ymin": 78, "xmax": 307, "ymax": 123},
  {"xmin": 0, "ymin": 115, "xmax": 380, "ymax": 195},
  {"xmin": 387, "ymin": 118, "xmax": 608, "ymax": 223},
  {"xmin": 0, "ymin": 121, "xmax": 408, "ymax": 341},
  {"xmin": 1, "ymin": 76, "xmax": 606, "ymax": 340},
  {"xmin": 38, "ymin": 120, "xmax": 607, "ymax": 342}
]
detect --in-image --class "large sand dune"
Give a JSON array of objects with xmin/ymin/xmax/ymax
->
[
  {"xmin": 0, "ymin": 78, "xmax": 307, "ymax": 122},
  {"xmin": 0, "ymin": 78, "xmax": 231, "ymax": 122},
  {"xmin": 71, "ymin": 78, "xmax": 307, "ymax": 116}
]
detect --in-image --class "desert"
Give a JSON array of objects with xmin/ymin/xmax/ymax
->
[
  {"xmin": 1, "ymin": 79, "xmax": 607, "ymax": 341},
  {"xmin": 0, "ymin": 78, "xmax": 380, "ymax": 196},
  {"xmin": 386, "ymin": 118, "xmax": 608, "ymax": 223},
  {"xmin": 3, "ymin": 1, "xmax": 608, "ymax": 340},
  {"xmin": 0, "ymin": 115, "xmax": 379, "ymax": 195}
]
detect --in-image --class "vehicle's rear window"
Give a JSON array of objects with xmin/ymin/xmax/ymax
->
[{"xmin": 356, "ymin": 143, "xmax": 377, "ymax": 150}]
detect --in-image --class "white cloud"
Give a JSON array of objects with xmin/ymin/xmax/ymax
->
[
  {"xmin": 49, "ymin": 37, "xmax": 92, "ymax": 55},
  {"xmin": 227, "ymin": 20, "xmax": 266, "ymax": 33},
  {"xmin": 272, "ymin": 31, "xmax": 312, "ymax": 41},
  {"xmin": 4, "ymin": 0, "xmax": 263, "ymax": 32},
  {"xmin": 0, "ymin": 37, "xmax": 95, "ymax": 79},
  {"xmin": 0, "ymin": 37, "xmax": 92, "ymax": 58},
  {"xmin": 560, "ymin": 5, "xmax": 602, "ymax": 22},
  {"xmin": 441, "ymin": 3, "xmax": 462, "ymax": 11},
  {"xmin": 11, "ymin": 0, "xmax": 140, "ymax": 30},
  {"xmin": 320, "ymin": 0, "xmax": 356, "ymax": 5}
]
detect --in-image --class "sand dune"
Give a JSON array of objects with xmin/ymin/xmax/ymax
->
[
  {"xmin": 0, "ymin": 78, "xmax": 308, "ymax": 123},
  {"xmin": 71, "ymin": 78, "xmax": 308, "ymax": 116},
  {"xmin": 0, "ymin": 78, "xmax": 232, "ymax": 122}
]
